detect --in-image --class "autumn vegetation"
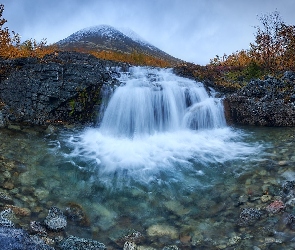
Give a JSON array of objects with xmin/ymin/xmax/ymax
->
[
  {"xmin": 1, "ymin": 4, "xmax": 294, "ymax": 77},
  {"xmin": 0, "ymin": 4, "xmax": 172, "ymax": 67},
  {"xmin": 189, "ymin": 11, "xmax": 295, "ymax": 88}
]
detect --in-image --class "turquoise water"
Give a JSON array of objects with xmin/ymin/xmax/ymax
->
[{"xmin": 0, "ymin": 126, "xmax": 294, "ymax": 249}]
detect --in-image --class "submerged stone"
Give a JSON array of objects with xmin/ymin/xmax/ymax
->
[
  {"xmin": 44, "ymin": 206, "xmax": 67, "ymax": 231},
  {"xmin": 147, "ymin": 224, "xmax": 178, "ymax": 239},
  {"xmin": 0, "ymin": 209, "xmax": 14, "ymax": 228},
  {"xmin": 59, "ymin": 235, "xmax": 106, "ymax": 250},
  {"xmin": 0, "ymin": 226, "xmax": 54, "ymax": 250},
  {"xmin": 238, "ymin": 207, "xmax": 262, "ymax": 226}
]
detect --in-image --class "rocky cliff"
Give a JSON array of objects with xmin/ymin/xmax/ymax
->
[
  {"xmin": 174, "ymin": 66, "xmax": 295, "ymax": 127},
  {"xmin": 224, "ymin": 73, "xmax": 295, "ymax": 126},
  {"xmin": 0, "ymin": 51, "xmax": 129, "ymax": 127},
  {"xmin": 1, "ymin": 53, "xmax": 294, "ymax": 128}
]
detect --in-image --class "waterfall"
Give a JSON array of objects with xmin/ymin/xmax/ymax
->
[
  {"xmin": 66, "ymin": 66, "xmax": 255, "ymax": 185},
  {"xmin": 99, "ymin": 67, "xmax": 226, "ymax": 138}
]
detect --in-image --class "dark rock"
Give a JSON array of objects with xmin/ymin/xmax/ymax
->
[
  {"xmin": 59, "ymin": 235, "xmax": 106, "ymax": 250},
  {"xmin": 238, "ymin": 207, "xmax": 262, "ymax": 226},
  {"xmin": 64, "ymin": 202, "xmax": 90, "ymax": 226},
  {"xmin": 116, "ymin": 230, "xmax": 144, "ymax": 247},
  {"xmin": 224, "ymin": 74, "xmax": 295, "ymax": 126},
  {"xmin": 283, "ymin": 213, "xmax": 295, "ymax": 230},
  {"xmin": 0, "ymin": 226, "xmax": 54, "ymax": 250},
  {"xmin": 0, "ymin": 192, "xmax": 14, "ymax": 205},
  {"xmin": 30, "ymin": 221, "xmax": 47, "ymax": 236},
  {"xmin": 44, "ymin": 206, "xmax": 67, "ymax": 231},
  {"xmin": 0, "ymin": 51, "xmax": 130, "ymax": 127},
  {"xmin": 0, "ymin": 209, "xmax": 14, "ymax": 228}
]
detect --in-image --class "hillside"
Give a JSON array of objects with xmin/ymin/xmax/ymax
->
[{"xmin": 56, "ymin": 25, "xmax": 183, "ymax": 66}]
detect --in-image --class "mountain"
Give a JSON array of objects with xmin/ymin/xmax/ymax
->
[{"xmin": 56, "ymin": 25, "xmax": 182, "ymax": 65}]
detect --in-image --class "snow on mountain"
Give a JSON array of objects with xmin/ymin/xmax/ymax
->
[
  {"xmin": 59, "ymin": 25, "xmax": 126, "ymax": 43},
  {"xmin": 57, "ymin": 24, "xmax": 182, "ymax": 64},
  {"xmin": 117, "ymin": 27, "xmax": 155, "ymax": 50}
]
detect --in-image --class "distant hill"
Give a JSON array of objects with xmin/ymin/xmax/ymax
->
[{"xmin": 56, "ymin": 25, "xmax": 182, "ymax": 65}]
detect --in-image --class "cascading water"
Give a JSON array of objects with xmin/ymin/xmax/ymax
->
[
  {"xmin": 99, "ymin": 67, "xmax": 225, "ymax": 137},
  {"xmin": 67, "ymin": 67, "xmax": 257, "ymax": 185}
]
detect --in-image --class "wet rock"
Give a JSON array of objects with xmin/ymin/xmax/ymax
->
[
  {"xmin": 0, "ymin": 191, "xmax": 14, "ymax": 204},
  {"xmin": 123, "ymin": 241, "xmax": 137, "ymax": 250},
  {"xmin": 45, "ymin": 124, "xmax": 56, "ymax": 135},
  {"xmin": 18, "ymin": 171, "xmax": 37, "ymax": 186},
  {"xmin": 30, "ymin": 221, "xmax": 47, "ymax": 236},
  {"xmin": 92, "ymin": 203, "xmax": 117, "ymax": 230},
  {"xmin": 30, "ymin": 235, "xmax": 55, "ymax": 249},
  {"xmin": 44, "ymin": 206, "xmax": 67, "ymax": 231},
  {"xmin": 147, "ymin": 224, "xmax": 178, "ymax": 239},
  {"xmin": 266, "ymin": 200, "xmax": 285, "ymax": 214},
  {"xmin": 238, "ymin": 195, "xmax": 248, "ymax": 204},
  {"xmin": 278, "ymin": 160, "xmax": 288, "ymax": 166},
  {"xmin": 286, "ymin": 198, "xmax": 295, "ymax": 207},
  {"xmin": 0, "ymin": 51, "xmax": 129, "ymax": 126},
  {"xmin": 34, "ymin": 188, "xmax": 50, "ymax": 200},
  {"xmin": 59, "ymin": 235, "xmax": 106, "ymax": 250},
  {"xmin": 261, "ymin": 195, "xmax": 272, "ymax": 203},
  {"xmin": 224, "ymin": 74, "xmax": 295, "ymax": 126},
  {"xmin": 116, "ymin": 230, "xmax": 144, "ymax": 247},
  {"xmin": 162, "ymin": 245, "xmax": 179, "ymax": 250},
  {"xmin": 282, "ymin": 180, "xmax": 295, "ymax": 194},
  {"xmin": 64, "ymin": 202, "xmax": 90, "ymax": 226},
  {"xmin": 0, "ymin": 209, "xmax": 14, "ymax": 227},
  {"xmin": 282, "ymin": 213, "xmax": 295, "ymax": 230},
  {"xmin": 4, "ymin": 205, "xmax": 31, "ymax": 217},
  {"xmin": 228, "ymin": 235, "xmax": 241, "ymax": 246},
  {"xmin": 163, "ymin": 200, "xmax": 190, "ymax": 216},
  {"xmin": 2, "ymin": 181, "xmax": 14, "ymax": 190},
  {"xmin": 0, "ymin": 226, "xmax": 54, "ymax": 250},
  {"xmin": 238, "ymin": 207, "xmax": 262, "ymax": 226}
]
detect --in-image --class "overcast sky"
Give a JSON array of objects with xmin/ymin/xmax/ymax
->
[{"xmin": 2, "ymin": 0, "xmax": 295, "ymax": 65}]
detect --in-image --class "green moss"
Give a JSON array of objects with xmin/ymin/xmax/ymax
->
[{"xmin": 69, "ymin": 99, "xmax": 75, "ymax": 116}]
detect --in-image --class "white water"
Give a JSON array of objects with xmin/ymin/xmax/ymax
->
[
  {"xmin": 67, "ymin": 67, "xmax": 259, "ymax": 184},
  {"xmin": 100, "ymin": 67, "xmax": 225, "ymax": 137}
]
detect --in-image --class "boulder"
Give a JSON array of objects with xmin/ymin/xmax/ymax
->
[
  {"xmin": 224, "ymin": 75, "xmax": 295, "ymax": 126},
  {"xmin": 0, "ymin": 51, "xmax": 129, "ymax": 127}
]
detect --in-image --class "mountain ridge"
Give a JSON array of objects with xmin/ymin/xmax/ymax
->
[{"xmin": 56, "ymin": 25, "xmax": 183, "ymax": 65}]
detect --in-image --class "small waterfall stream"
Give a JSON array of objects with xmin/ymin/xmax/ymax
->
[
  {"xmin": 99, "ymin": 67, "xmax": 226, "ymax": 137},
  {"xmin": 3, "ymin": 66, "xmax": 295, "ymax": 248},
  {"xmin": 67, "ymin": 67, "xmax": 256, "ymax": 184}
]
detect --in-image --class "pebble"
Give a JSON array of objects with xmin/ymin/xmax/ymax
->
[
  {"xmin": 278, "ymin": 161, "xmax": 288, "ymax": 166},
  {"xmin": 0, "ymin": 209, "xmax": 14, "ymax": 227},
  {"xmin": 4, "ymin": 205, "xmax": 31, "ymax": 217},
  {"xmin": 123, "ymin": 241, "xmax": 137, "ymax": 250},
  {"xmin": 147, "ymin": 224, "xmax": 178, "ymax": 239},
  {"xmin": 3, "ymin": 182, "xmax": 14, "ymax": 190},
  {"xmin": 228, "ymin": 236, "xmax": 241, "ymax": 246},
  {"xmin": 59, "ymin": 235, "xmax": 106, "ymax": 250},
  {"xmin": 44, "ymin": 206, "xmax": 67, "ymax": 231},
  {"xmin": 260, "ymin": 195, "xmax": 272, "ymax": 202}
]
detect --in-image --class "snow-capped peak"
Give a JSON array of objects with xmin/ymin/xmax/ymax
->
[{"xmin": 117, "ymin": 27, "xmax": 151, "ymax": 46}]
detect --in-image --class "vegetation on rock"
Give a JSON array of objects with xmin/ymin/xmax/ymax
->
[{"xmin": 208, "ymin": 11, "xmax": 295, "ymax": 88}]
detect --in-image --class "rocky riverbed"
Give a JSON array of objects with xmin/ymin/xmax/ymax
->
[{"xmin": 0, "ymin": 125, "xmax": 295, "ymax": 249}]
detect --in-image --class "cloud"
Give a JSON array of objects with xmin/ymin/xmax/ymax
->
[{"xmin": 2, "ymin": 0, "xmax": 295, "ymax": 65}]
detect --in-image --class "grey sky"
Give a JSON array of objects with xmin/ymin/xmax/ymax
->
[{"xmin": 2, "ymin": 0, "xmax": 295, "ymax": 65}]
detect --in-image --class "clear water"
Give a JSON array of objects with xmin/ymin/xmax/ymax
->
[
  {"xmin": 0, "ymin": 126, "xmax": 294, "ymax": 249},
  {"xmin": 0, "ymin": 67, "xmax": 294, "ymax": 249}
]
